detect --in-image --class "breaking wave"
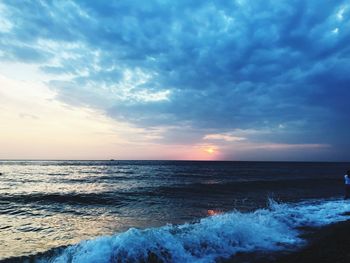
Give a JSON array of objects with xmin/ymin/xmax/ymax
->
[{"xmin": 35, "ymin": 198, "xmax": 350, "ymax": 263}]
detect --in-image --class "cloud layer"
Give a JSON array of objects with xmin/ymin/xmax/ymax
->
[{"xmin": 1, "ymin": 0, "xmax": 350, "ymax": 160}]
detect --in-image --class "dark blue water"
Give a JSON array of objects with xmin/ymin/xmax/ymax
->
[{"xmin": 0, "ymin": 161, "xmax": 349, "ymax": 262}]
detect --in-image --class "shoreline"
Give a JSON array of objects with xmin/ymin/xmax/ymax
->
[
  {"xmin": 272, "ymin": 219, "xmax": 350, "ymax": 263},
  {"xmin": 224, "ymin": 219, "xmax": 350, "ymax": 263}
]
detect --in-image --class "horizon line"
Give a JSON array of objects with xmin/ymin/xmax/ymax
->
[{"xmin": 0, "ymin": 159, "xmax": 349, "ymax": 163}]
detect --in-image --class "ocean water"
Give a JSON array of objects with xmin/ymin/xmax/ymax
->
[{"xmin": 0, "ymin": 160, "xmax": 350, "ymax": 262}]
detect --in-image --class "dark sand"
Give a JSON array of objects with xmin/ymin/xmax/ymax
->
[
  {"xmin": 273, "ymin": 220, "xmax": 350, "ymax": 263},
  {"xmin": 225, "ymin": 219, "xmax": 350, "ymax": 263}
]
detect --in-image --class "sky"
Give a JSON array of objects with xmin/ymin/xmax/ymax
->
[{"xmin": 0, "ymin": 0, "xmax": 349, "ymax": 161}]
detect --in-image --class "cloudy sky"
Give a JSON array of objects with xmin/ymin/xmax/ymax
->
[{"xmin": 0, "ymin": 0, "xmax": 349, "ymax": 161}]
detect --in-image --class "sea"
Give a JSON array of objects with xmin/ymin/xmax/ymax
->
[{"xmin": 0, "ymin": 160, "xmax": 350, "ymax": 262}]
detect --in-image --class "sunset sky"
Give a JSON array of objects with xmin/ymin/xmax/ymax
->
[{"xmin": 0, "ymin": 0, "xmax": 349, "ymax": 161}]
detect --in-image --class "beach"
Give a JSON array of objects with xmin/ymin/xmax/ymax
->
[
  {"xmin": 223, "ymin": 219, "xmax": 350, "ymax": 263},
  {"xmin": 275, "ymin": 220, "xmax": 350, "ymax": 263}
]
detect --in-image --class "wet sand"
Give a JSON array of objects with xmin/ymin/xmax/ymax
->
[
  {"xmin": 273, "ymin": 220, "xmax": 350, "ymax": 263},
  {"xmin": 225, "ymin": 219, "xmax": 350, "ymax": 263}
]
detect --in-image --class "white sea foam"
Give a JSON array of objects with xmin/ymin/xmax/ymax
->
[{"xmin": 45, "ymin": 199, "xmax": 350, "ymax": 263}]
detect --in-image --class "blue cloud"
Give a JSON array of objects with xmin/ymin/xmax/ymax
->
[{"xmin": 1, "ymin": 0, "xmax": 350, "ymax": 158}]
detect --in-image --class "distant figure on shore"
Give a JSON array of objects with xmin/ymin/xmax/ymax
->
[{"xmin": 344, "ymin": 171, "xmax": 350, "ymax": 199}]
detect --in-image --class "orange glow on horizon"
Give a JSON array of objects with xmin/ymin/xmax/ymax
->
[
  {"xmin": 181, "ymin": 145, "xmax": 221, "ymax": 160},
  {"xmin": 205, "ymin": 148, "xmax": 215, "ymax": 154}
]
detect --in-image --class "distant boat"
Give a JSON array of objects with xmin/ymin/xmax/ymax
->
[{"xmin": 109, "ymin": 159, "xmax": 115, "ymax": 161}]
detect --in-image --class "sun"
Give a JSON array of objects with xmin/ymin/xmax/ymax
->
[
  {"xmin": 193, "ymin": 145, "xmax": 218, "ymax": 159},
  {"xmin": 205, "ymin": 148, "xmax": 215, "ymax": 154}
]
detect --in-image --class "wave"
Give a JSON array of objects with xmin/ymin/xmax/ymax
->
[
  {"xmin": 24, "ymin": 198, "xmax": 350, "ymax": 263},
  {"xmin": 0, "ymin": 192, "xmax": 134, "ymax": 206},
  {"xmin": 158, "ymin": 178, "xmax": 342, "ymax": 193},
  {"xmin": 0, "ymin": 177, "xmax": 343, "ymax": 208}
]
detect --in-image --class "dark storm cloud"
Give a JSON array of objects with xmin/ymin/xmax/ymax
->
[{"xmin": 1, "ymin": 0, "xmax": 350, "ymax": 156}]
